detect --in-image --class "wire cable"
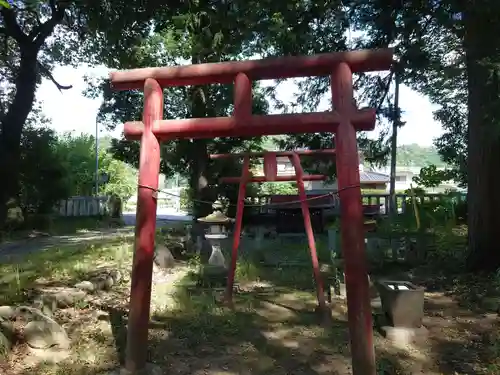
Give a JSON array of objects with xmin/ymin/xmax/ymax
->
[{"xmin": 137, "ymin": 183, "xmax": 362, "ymax": 208}]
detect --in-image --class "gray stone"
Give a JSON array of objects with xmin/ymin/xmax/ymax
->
[
  {"xmin": 154, "ymin": 245, "xmax": 176, "ymax": 269},
  {"xmin": 32, "ymin": 296, "xmax": 57, "ymax": 317},
  {"xmin": 19, "ymin": 307, "xmax": 70, "ymax": 349},
  {"xmin": 0, "ymin": 321, "xmax": 14, "ymax": 357},
  {"xmin": 108, "ymin": 269, "xmax": 122, "ymax": 283},
  {"xmin": 92, "ymin": 275, "xmax": 114, "ymax": 291},
  {"xmin": 36, "ymin": 287, "xmax": 87, "ymax": 308},
  {"xmin": 380, "ymin": 325, "xmax": 428, "ymax": 347},
  {"xmin": 75, "ymin": 280, "xmax": 95, "ymax": 292},
  {"xmin": 0, "ymin": 306, "xmax": 15, "ymax": 320},
  {"xmin": 26, "ymin": 347, "xmax": 70, "ymax": 364}
]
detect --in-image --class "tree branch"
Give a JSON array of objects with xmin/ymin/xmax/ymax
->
[
  {"xmin": 31, "ymin": 2, "xmax": 66, "ymax": 48},
  {"xmin": 375, "ymin": 70, "xmax": 395, "ymax": 114},
  {"xmin": 38, "ymin": 62, "xmax": 73, "ymax": 92},
  {"xmin": 0, "ymin": 7, "xmax": 28, "ymax": 44}
]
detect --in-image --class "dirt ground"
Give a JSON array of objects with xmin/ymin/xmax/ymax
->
[
  {"xmin": 1, "ymin": 229, "xmax": 499, "ymax": 375},
  {"xmin": 3, "ymin": 274, "xmax": 499, "ymax": 375}
]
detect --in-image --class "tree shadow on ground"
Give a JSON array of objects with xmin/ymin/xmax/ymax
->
[
  {"xmin": 235, "ymin": 247, "xmax": 500, "ymax": 375},
  {"xmin": 407, "ymin": 279, "xmax": 500, "ymax": 374},
  {"xmin": 12, "ymin": 266, "xmax": 416, "ymax": 375},
  {"xmin": 94, "ymin": 268, "xmax": 413, "ymax": 375}
]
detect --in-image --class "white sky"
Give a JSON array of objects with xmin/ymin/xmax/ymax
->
[{"xmin": 36, "ymin": 64, "xmax": 443, "ymax": 146}]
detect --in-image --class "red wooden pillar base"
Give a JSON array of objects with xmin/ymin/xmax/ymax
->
[
  {"xmin": 332, "ymin": 64, "xmax": 375, "ymax": 375},
  {"xmin": 124, "ymin": 79, "xmax": 163, "ymax": 373},
  {"xmin": 225, "ymin": 156, "xmax": 250, "ymax": 305},
  {"xmin": 289, "ymin": 153, "xmax": 329, "ymax": 319}
]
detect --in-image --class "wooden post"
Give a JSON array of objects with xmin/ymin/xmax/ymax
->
[
  {"xmin": 225, "ymin": 156, "xmax": 250, "ymax": 305},
  {"xmin": 331, "ymin": 63, "xmax": 376, "ymax": 375},
  {"xmin": 124, "ymin": 78, "xmax": 162, "ymax": 373},
  {"xmin": 289, "ymin": 153, "xmax": 328, "ymax": 314}
]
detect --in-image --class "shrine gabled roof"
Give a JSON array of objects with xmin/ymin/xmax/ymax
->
[{"xmin": 360, "ymin": 170, "xmax": 390, "ymax": 183}]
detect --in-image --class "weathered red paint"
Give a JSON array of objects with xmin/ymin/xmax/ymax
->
[
  {"xmin": 289, "ymin": 153, "xmax": 327, "ymax": 312},
  {"xmin": 210, "ymin": 149, "xmax": 336, "ymax": 159},
  {"xmin": 113, "ymin": 48, "xmax": 393, "ymax": 375},
  {"xmin": 124, "ymin": 78, "xmax": 162, "ymax": 373},
  {"xmin": 225, "ymin": 156, "xmax": 250, "ymax": 305},
  {"xmin": 332, "ymin": 63, "xmax": 376, "ymax": 375},
  {"xmin": 263, "ymin": 152, "xmax": 278, "ymax": 181},
  {"xmin": 233, "ymin": 73, "xmax": 252, "ymax": 120},
  {"xmin": 110, "ymin": 48, "xmax": 393, "ymax": 90},
  {"xmin": 123, "ymin": 109, "xmax": 376, "ymax": 140},
  {"xmin": 219, "ymin": 174, "xmax": 326, "ymax": 184}
]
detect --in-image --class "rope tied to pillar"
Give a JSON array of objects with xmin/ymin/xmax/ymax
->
[{"xmin": 137, "ymin": 183, "xmax": 362, "ymax": 208}]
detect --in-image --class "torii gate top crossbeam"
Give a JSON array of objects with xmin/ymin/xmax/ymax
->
[{"xmin": 110, "ymin": 48, "xmax": 393, "ymax": 90}]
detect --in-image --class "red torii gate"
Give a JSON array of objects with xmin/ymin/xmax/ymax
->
[
  {"xmin": 210, "ymin": 149, "xmax": 335, "ymax": 312},
  {"xmin": 110, "ymin": 48, "xmax": 393, "ymax": 375}
]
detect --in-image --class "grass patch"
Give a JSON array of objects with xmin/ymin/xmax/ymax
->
[{"xmin": 0, "ymin": 235, "xmax": 133, "ymax": 306}]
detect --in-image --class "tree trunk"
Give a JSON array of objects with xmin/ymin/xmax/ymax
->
[
  {"xmin": 464, "ymin": 2, "xmax": 500, "ymax": 272},
  {"xmin": 0, "ymin": 51, "xmax": 38, "ymax": 229},
  {"xmin": 188, "ymin": 79, "xmax": 214, "ymax": 256}
]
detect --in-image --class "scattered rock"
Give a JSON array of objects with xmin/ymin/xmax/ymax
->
[
  {"xmin": 380, "ymin": 325, "xmax": 428, "ymax": 348},
  {"xmin": 26, "ymin": 346, "xmax": 70, "ymax": 364},
  {"xmin": 35, "ymin": 287, "xmax": 87, "ymax": 309},
  {"xmin": 75, "ymin": 280, "xmax": 95, "ymax": 293},
  {"xmin": 108, "ymin": 269, "xmax": 122, "ymax": 284},
  {"xmin": 0, "ymin": 306, "xmax": 15, "ymax": 321},
  {"xmin": 32, "ymin": 296, "xmax": 57, "ymax": 317},
  {"xmin": 0, "ymin": 321, "xmax": 14, "ymax": 357},
  {"xmin": 92, "ymin": 275, "xmax": 114, "ymax": 291},
  {"xmin": 166, "ymin": 240, "xmax": 185, "ymax": 258},
  {"xmin": 154, "ymin": 245, "xmax": 176, "ymax": 269},
  {"xmin": 77, "ymin": 268, "xmax": 122, "ymax": 292},
  {"xmin": 23, "ymin": 309, "xmax": 70, "ymax": 350}
]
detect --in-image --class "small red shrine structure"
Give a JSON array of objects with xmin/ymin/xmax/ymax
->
[
  {"xmin": 209, "ymin": 150, "xmax": 335, "ymax": 312},
  {"xmin": 110, "ymin": 48, "xmax": 393, "ymax": 375}
]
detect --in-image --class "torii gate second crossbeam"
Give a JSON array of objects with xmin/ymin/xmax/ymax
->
[{"xmin": 210, "ymin": 149, "xmax": 336, "ymax": 313}]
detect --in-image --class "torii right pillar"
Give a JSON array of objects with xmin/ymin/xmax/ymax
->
[{"xmin": 332, "ymin": 62, "xmax": 376, "ymax": 375}]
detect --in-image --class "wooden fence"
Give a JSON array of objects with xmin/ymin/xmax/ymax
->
[
  {"xmin": 57, "ymin": 192, "xmax": 466, "ymax": 218},
  {"xmin": 56, "ymin": 196, "xmax": 109, "ymax": 217},
  {"xmin": 254, "ymin": 192, "xmax": 467, "ymax": 215}
]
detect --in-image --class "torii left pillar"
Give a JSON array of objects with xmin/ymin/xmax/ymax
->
[{"xmin": 124, "ymin": 78, "xmax": 162, "ymax": 373}]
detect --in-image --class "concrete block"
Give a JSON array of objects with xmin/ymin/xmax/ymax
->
[{"xmin": 380, "ymin": 325, "xmax": 429, "ymax": 347}]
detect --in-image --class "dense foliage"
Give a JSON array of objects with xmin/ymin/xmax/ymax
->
[
  {"xmin": 396, "ymin": 144, "xmax": 446, "ymax": 167},
  {"xmin": 6, "ymin": 129, "xmax": 136, "ymax": 228}
]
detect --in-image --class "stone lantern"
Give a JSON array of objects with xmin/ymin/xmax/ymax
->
[{"xmin": 196, "ymin": 200, "xmax": 234, "ymax": 286}]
